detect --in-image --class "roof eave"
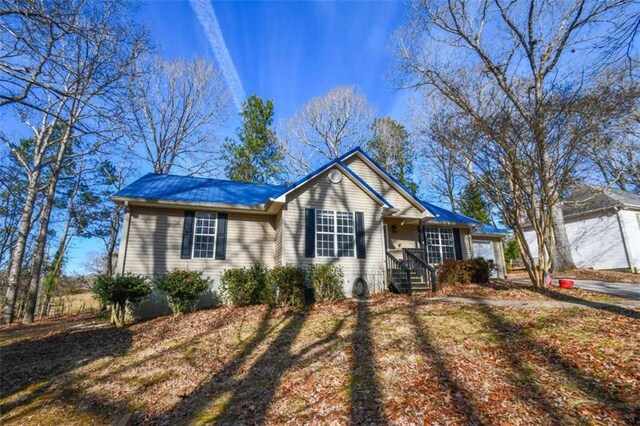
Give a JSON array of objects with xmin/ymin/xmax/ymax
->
[
  {"xmin": 111, "ymin": 196, "xmax": 271, "ymax": 213},
  {"xmin": 273, "ymin": 162, "xmax": 393, "ymax": 208}
]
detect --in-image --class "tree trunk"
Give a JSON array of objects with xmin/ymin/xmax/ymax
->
[
  {"xmin": 1, "ymin": 169, "xmax": 41, "ymax": 324},
  {"xmin": 23, "ymin": 126, "xmax": 72, "ymax": 323},
  {"xmin": 105, "ymin": 204, "xmax": 122, "ymax": 276},
  {"xmin": 22, "ymin": 178, "xmax": 58, "ymax": 323},
  {"xmin": 550, "ymin": 202, "xmax": 575, "ymax": 272}
]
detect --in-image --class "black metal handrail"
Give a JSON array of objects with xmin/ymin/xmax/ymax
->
[
  {"xmin": 403, "ymin": 248, "xmax": 438, "ymax": 292},
  {"xmin": 385, "ymin": 251, "xmax": 412, "ymax": 295}
]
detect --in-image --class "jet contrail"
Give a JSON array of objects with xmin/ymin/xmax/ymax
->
[{"xmin": 189, "ymin": 0, "xmax": 246, "ymax": 112}]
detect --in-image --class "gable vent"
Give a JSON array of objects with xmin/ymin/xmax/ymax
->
[{"xmin": 328, "ymin": 169, "xmax": 342, "ymax": 183}]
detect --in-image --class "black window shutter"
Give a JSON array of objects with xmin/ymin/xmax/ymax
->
[
  {"xmin": 355, "ymin": 212, "xmax": 366, "ymax": 259},
  {"xmin": 215, "ymin": 213, "xmax": 228, "ymax": 260},
  {"xmin": 452, "ymin": 228, "xmax": 463, "ymax": 260},
  {"xmin": 305, "ymin": 209, "xmax": 315, "ymax": 258},
  {"xmin": 181, "ymin": 211, "xmax": 196, "ymax": 259}
]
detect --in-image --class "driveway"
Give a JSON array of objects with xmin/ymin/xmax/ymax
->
[{"xmin": 557, "ymin": 279, "xmax": 640, "ymax": 300}]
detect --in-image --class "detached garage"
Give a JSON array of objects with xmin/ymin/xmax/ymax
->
[{"xmin": 524, "ymin": 186, "xmax": 640, "ymax": 272}]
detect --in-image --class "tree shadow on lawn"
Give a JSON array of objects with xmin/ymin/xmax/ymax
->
[
  {"xmin": 350, "ymin": 300, "xmax": 386, "ymax": 424},
  {"xmin": 151, "ymin": 305, "xmax": 353, "ymax": 425},
  {"xmin": 0, "ymin": 323, "xmax": 132, "ymax": 415},
  {"xmin": 477, "ymin": 304, "xmax": 639, "ymax": 423},
  {"xmin": 406, "ymin": 302, "xmax": 485, "ymax": 424},
  {"xmin": 531, "ymin": 287, "xmax": 640, "ymax": 320}
]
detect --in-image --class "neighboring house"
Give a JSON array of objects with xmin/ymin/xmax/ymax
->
[
  {"xmin": 113, "ymin": 147, "xmax": 508, "ymax": 301},
  {"xmin": 524, "ymin": 186, "xmax": 640, "ymax": 272}
]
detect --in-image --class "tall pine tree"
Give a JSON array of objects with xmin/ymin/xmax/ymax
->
[
  {"xmin": 367, "ymin": 117, "xmax": 417, "ymax": 193},
  {"xmin": 224, "ymin": 95, "xmax": 283, "ymax": 183},
  {"xmin": 458, "ymin": 182, "xmax": 491, "ymax": 223}
]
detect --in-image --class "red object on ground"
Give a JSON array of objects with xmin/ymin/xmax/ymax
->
[{"xmin": 558, "ymin": 279, "xmax": 574, "ymax": 289}]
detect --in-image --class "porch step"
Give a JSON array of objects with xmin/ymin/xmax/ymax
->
[{"xmin": 410, "ymin": 271, "xmax": 431, "ymax": 292}]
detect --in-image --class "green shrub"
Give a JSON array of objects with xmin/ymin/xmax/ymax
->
[
  {"xmin": 436, "ymin": 260, "xmax": 474, "ymax": 287},
  {"xmin": 309, "ymin": 265, "xmax": 345, "ymax": 302},
  {"xmin": 93, "ymin": 274, "xmax": 152, "ymax": 327},
  {"xmin": 267, "ymin": 265, "xmax": 306, "ymax": 308},
  {"xmin": 471, "ymin": 257, "xmax": 491, "ymax": 284},
  {"xmin": 155, "ymin": 269, "xmax": 210, "ymax": 315},
  {"xmin": 220, "ymin": 261, "xmax": 270, "ymax": 305}
]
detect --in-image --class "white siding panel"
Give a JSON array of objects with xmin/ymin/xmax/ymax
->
[
  {"xmin": 619, "ymin": 209, "xmax": 640, "ymax": 269},
  {"xmin": 524, "ymin": 212, "xmax": 629, "ymax": 270},
  {"xmin": 567, "ymin": 212, "xmax": 628, "ymax": 269}
]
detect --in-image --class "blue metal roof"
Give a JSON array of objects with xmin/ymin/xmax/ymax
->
[
  {"xmin": 420, "ymin": 200, "xmax": 481, "ymax": 225},
  {"xmin": 475, "ymin": 224, "xmax": 510, "ymax": 234},
  {"xmin": 113, "ymin": 149, "xmax": 510, "ymax": 236},
  {"xmin": 421, "ymin": 199, "xmax": 510, "ymax": 234},
  {"xmin": 113, "ymin": 173, "xmax": 289, "ymax": 206}
]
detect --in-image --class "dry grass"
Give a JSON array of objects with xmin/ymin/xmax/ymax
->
[
  {"xmin": 1, "ymin": 294, "xmax": 639, "ymax": 425},
  {"xmin": 508, "ymin": 267, "xmax": 640, "ymax": 285},
  {"xmin": 427, "ymin": 279, "xmax": 628, "ymax": 302}
]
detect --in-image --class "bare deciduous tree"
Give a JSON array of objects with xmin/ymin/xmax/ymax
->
[
  {"xmin": 283, "ymin": 85, "xmax": 374, "ymax": 173},
  {"xmin": 1, "ymin": 0, "xmax": 146, "ymax": 324},
  {"xmin": 398, "ymin": 0, "xmax": 637, "ymax": 286},
  {"xmin": 414, "ymin": 103, "xmax": 468, "ymax": 210},
  {"xmin": 123, "ymin": 57, "xmax": 230, "ymax": 175},
  {"xmin": 579, "ymin": 67, "xmax": 640, "ymax": 192},
  {"xmin": 0, "ymin": 0, "xmax": 84, "ymax": 107}
]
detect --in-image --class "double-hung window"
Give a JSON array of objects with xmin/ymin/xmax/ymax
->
[
  {"xmin": 193, "ymin": 212, "xmax": 217, "ymax": 258},
  {"xmin": 316, "ymin": 210, "xmax": 355, "ymax": 257},
  {"xmin": 425, "ymin": 227, "xmax": 455, "ymax": 264}
]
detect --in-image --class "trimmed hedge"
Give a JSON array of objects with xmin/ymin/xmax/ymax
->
[
  {"xmin": 267, "ymin": 265, "xmax": 307, "ymax": 308},
  {"xmin": 309, "ymin": 265, "xmax": 345, "ymax": 302},
  {"xmin": 220, "ymin": 261, "xmax": 269, "ymax": 305},
  {"xmin": 220, "ymin": 262, "xmax": 345, "ymax": 307},
  {"xmin": 155, "ymin": 269, "xmax": 210, "ymax": 315}
]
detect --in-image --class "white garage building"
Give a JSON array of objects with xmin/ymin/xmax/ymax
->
[{"xmin": 524, "ymin": 187, "xmax": 640, "ymax": 272}]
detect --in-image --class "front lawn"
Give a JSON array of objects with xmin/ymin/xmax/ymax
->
[
  {"xmin": 427, "ymin": 280, "xmax": 628, "ymax": 303},
  {"xmin": 1, "ymin": 294, "xmax": 638, "ymax": 425}
]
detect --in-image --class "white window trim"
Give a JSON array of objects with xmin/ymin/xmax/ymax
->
[
  {"xmin": 192, "ymin": 211, "xmax": 218, "ymax": 259},
  {"xmin": 315, "ymin": 210, "xmax": 356, "ymax": 258},
  {"xmin": 426, "ymin": 227, "xmax": 455, "ymax": 264}
]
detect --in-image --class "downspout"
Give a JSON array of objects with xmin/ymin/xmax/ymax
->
[{"xmin": 615, "ymin": 207, "xmax": 636, "ymax": 273}]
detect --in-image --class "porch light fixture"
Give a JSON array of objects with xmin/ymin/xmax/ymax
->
[{"xmin": 392, "ymin": 224, "xmax": 398, "ymax": 233}]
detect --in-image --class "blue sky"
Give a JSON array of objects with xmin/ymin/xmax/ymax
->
[
  {"xmin": 145, "ymin": 0, "xmax": 411, "ymax": 125},
  {"xmin": 64, "ymin": 0, "xmax": 413, "ymax": 274}
]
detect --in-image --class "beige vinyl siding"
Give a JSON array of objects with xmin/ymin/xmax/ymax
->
[
  {"xmin": 459, "ymin": 227, "xmax": 473, "ymax": 259},
  {"xmin": 343, "ymin": 156, "xmax": 423, "ymax": 219},
  {"xmin": 120, "ymin": 206, "xmax": 276, "ymax": 285},
  {"xmin": 282, "ymin": 166, "xmax": 386, "ymax": 294},
  {"xmin": 383, "ymin": 219, "xmax": 473, "ymax": 261},
  {"xmin": 384, "ymin": 218, "xmax": 419, "ymax": 259},
  {"xmin": 274, "ymin": 211, "xmax": 283, "ymax": 265}
]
